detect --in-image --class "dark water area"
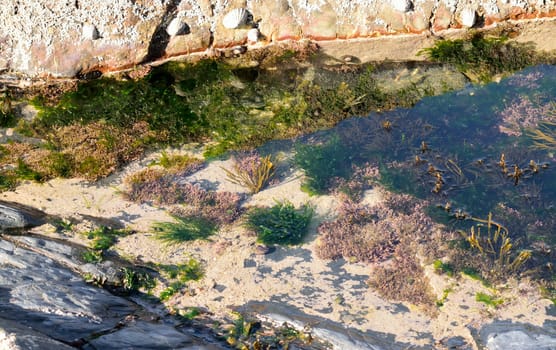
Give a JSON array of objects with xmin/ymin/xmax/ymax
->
[
  {"xmin": 240, "ymin": 64, "xmax": 556, "ymax": 348},
  {"xmin": 286, "ymin": 65, "xmax": 556, "ymax": 248}
]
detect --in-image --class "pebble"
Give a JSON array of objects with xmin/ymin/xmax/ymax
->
[{"xmin": 254, "ymin": 244, "xmax": 274, "ymax": 255}]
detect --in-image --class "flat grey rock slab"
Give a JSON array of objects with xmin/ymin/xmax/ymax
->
[
  {"xmin": 0, "ymin": 317, "xmax": 75, "ymax": 350},
  {"xmin": 86, "ymin": 320, "xmax": 197, "ymax": 349},
  {"xmin": 0, "ymin": 239, "xmax": 136, "ymax": 343},
  {"xmin": 478, "ymin": 321, "xmax": 556, "ymax": 350},
  {"xmin": 239, "ymin": 300, "xmax": 428, "ymax": 350},
  {"xmin": 0, "ymin": 201, "xmax": 46, "ymax": 231}
]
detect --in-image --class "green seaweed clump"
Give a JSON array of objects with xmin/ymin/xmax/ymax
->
[
  {"xmin": 0, "ymin": 173, "xmax": 18, "ymax": 192},
  {"xmin": 158, "ymin": 259, "xmax": 204, "ymax": 301},
  {"xmin": 160, "ymin": 259, "xmax": 205, "ymax": 282},
  {"xmin": 32, "ymin": 74, "xmax": 198, "ymax": 142},
  {"xmin": 433, "ymin": 260, "xmax": 455, "ymax": 277},
  {"xmin": 295, "ymin": 135, "xmax": 354, "ymax": 195},
  {"xmin": 159, "ymin": 281, "xmax": 185, "ymax": 301},
  {"xmin": 475, "ymin": 292, "xmax": 504, "ymax": 308},
  {"xmin": 0, "ymin": 93, "xmax": 16, "ymax": 128},
  {"xmin": 82, "ymin": 226, "xmax": 130, "ymax": 263},
  {"xmin": 153, "ymin": 215, "xmax": 217, "ymax": 244},
  {"xmin": 420, "ymin": 33, "xmax": 538, "ymax": 82},
  {"xmin": 150, "ymin": 151, "xmax": 203, "ymax": 172},
  {"xmin": 120, "ymin": 267, "xmax": 157, "ymax": 293},
  {"xmin": 224, "ymin": 311, "xmax": 316, "ymax": 349},
  {"xmin": 245, "ymin": 201, "xmax": 313, "ymax": 246}
]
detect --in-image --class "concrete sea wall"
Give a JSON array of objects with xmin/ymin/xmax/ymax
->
[{"xmin": 0, "ymin": 0, "xmax": 555, "ymax": 77}]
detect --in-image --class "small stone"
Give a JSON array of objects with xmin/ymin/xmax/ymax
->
[
  {"xmin": 232, "ymin": 45, "xmax": 247, "ymax": 55},
  {"xmin": 254, "ymin": 244, "xmax": 275, "ymax": 255},
  {"xmin": 439, "ymin": 336, "xmax": 467, "ymax": 349},
  {"xmin": 334, "ymin": 294, "xmax": 345, "ymax": 305},
  {"xmin": 341, "ymin": 55, "xmax": 360, "ymax": 63},
  {"xmin": 166, "ymin": 17, "xmax": 189, "ymax": 36}
]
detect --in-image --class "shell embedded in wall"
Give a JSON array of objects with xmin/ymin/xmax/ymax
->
[
  {"xmin": 391, "ymin": 0, "xmax": 413, "ymax": 12},
  {"xmin": 222, "ymin": 8, "xmax": 249, "ymax": 29},
  {"xmin": 460, "ymin": 8, "xmax": 476, "ymax": 27},
  {"xmin": 82, "ymin": 23, "xmax": 99, "ymax": 40}
]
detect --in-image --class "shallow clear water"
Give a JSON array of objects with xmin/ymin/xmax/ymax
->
[{"xmin": 286, "ymin": 65, "xmax": 556, "ymax": 247}]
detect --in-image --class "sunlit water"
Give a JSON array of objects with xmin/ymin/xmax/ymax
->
[
  {"xmin": 247, "ymin": 64, "xmax": 556, "ymax": 348},
  {"xmin": 287, "ymin": 65, "xmax": 556, "ymax": 247}
]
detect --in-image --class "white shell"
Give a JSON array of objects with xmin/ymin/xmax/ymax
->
[
  {"xmin": 222, "ymin": 8, "xmax": 248, "ymax": 29},
  {"xmin": 82, "ymin": 23, "xmax": 99, "ymax": 40},
  {"xmin": 166, "ymin": 17, "xmax": 187, "ymax": 36},
  {"xmin": 247, "ymin": 28, "xmax": 259, "ymax": 43},
  {"xmin": 391, "ymin": 0, "xmax": 413, "ymax": 12},
  {"xmin": 460, "ymin": 8, "xmax": 476, "ymax": 27}
]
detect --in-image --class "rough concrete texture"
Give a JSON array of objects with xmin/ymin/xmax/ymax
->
[{"xmin": 0, "ymin": 0, "xmax": 555, "ymax": 77}]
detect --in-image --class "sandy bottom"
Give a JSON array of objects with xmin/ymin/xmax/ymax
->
[{"xmin": 3, "ymin": 154, "xmax": 554, "ymax": 348}]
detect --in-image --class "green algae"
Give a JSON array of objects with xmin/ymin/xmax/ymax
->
[
  {"xmin": 420, "ymin": 33, "xmax": 543, "ymax": 83},
  {"xmin": 245, "ymin": 201, "xmax": 313, "ymax": 246},
  {"xmin": 475, "ymin": 292, "xmax": 504, "ymax": 308},
  {"xmin": 153, "ymin": 216, "xmax": 217, "ymax": 244}
]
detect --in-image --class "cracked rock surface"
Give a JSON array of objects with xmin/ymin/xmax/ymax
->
[{"xmin": 0, "ymin": 234, "xmax": 223, "ymax": 349}]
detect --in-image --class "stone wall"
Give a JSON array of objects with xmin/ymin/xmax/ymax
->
[{"xmin": 0, "ymin": 0, "xmax": 555, "ymax": 78}]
